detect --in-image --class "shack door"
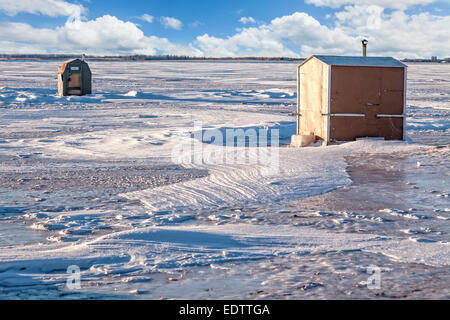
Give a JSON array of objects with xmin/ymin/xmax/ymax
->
[{"xmin": 67, "ymin": 65, "xmax": 82, "ymax": 95}]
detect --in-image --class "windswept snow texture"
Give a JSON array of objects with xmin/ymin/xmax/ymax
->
[{"xmin": 0, "ymin": 61, "xmax": 449, "ymax": 299}]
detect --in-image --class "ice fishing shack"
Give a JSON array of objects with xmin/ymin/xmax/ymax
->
[
  {"xmin": 57, "ymin": 58, "xmax": 91, "ymax": 96},
  {"xmin": 291, "ymin": 44, "xmax": 407, "ymax": 147}
]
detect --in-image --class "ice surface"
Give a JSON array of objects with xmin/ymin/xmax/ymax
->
[{"xmin": 0, "ymin": 61, "xmax": 449, "ymax": 299}]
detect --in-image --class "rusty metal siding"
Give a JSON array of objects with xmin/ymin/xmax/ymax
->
[
  {"xmin": 330, "ymin": 116, "xmax": 404, "ymax": 141},
  {"xmin": 327, "ymin": 65, "xmax": 405, "ymax": 141}
]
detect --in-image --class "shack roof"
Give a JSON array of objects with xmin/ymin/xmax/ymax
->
[
  {"xmin": 62, "ymin": 58, "xmax": 83, "ymax": 64},
  {"xmin": 301, "ymin": 55, "xmax": 407, "ymax": 68},
  {"xmin": 58, "ymin": 58, "xmax": 90, "ymax": 74}
]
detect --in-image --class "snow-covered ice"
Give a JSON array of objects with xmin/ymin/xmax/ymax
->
[{"xmin": 0, "ymin": 61, "xmax": 449, "ymax": 299}]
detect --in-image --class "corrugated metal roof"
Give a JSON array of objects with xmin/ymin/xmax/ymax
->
[{"xmin": 310, "ymin": 55, "xmax": 407, "ymax": 67}]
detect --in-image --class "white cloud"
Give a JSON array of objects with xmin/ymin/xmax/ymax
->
[
  {"xmin": 0, "ymin": 0, "xmax": 86, "ymax": 18},
  {"xmin": 239, "ymin": 17, "xmax": 256, "ymax": 24},
  {"xmin": 196, "ymin": 12, "xmax": 354, "ymax": 57},
  {"xmin": 0, "ymin": 3, "xmax": 448, "ymax": 58},
  {"xmin": 139, "ymin": 13, "xmax": 154, "ymax": 23},
  {"xmin": 335, "ymin": 4, "xmax": 385, "ymax": 29},
  {"xmin": 334, "ymin": 6, "xmax": 450, "ymax": 58},
  {"xmin": 0, "ymin": 15, "xmax": 201, "ymax": 56},
  {"xmin": 305, "ymin": 0, "xmax": 437, "ymax": 10},
  {"xmin": 160, "ymin": 16, "xmax": 183, "ymax": 30},
  {"xmin": 195, "ymin": 8, "xmax": 450, "ymax": 58},
  {"xmin": 196, "ymin": 29, "xmax": 299, "ymax": 58},
  {"xmin": 189, "ymin": 21, "xmax": 202, "ymax": 28},
  {"xmin": 0, "ymin": 41, "xmax": 49, "ymax": 54}
]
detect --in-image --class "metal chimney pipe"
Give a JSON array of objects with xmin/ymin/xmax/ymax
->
[{"xmin": 362, "ymin": 39, "xmax": 368, "ymax": 57}]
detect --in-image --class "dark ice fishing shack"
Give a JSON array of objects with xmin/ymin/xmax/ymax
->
[{"xmin": 57, "ymin": 58, "xmax": 92, "ymax": 96}]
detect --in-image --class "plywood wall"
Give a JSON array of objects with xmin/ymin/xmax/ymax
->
[{"xmin": 299, "ymin": 57, "xmax": 329, "ymax": 141}]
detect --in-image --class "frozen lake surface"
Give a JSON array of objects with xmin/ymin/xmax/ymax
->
[{"xmin": 0, "ymin": 61, "xmax": 448, "ymax": 299}]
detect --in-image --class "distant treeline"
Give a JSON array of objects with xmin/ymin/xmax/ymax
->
[
  {"xmin": 402, "ymin": 58, "xmax": 450, "ymax": 63},
  {"xmin": 1, "ymin": 54, "xmax": 448, "ymax": 63},
  {"xmin": 0, "ymin": 54, "xmax": 304, "ymax": 62}
]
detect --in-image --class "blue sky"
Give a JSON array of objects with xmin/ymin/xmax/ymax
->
[
  {"xmin": 0, "ymin": 0, "xmax": 333, "ymax": 42},
  {"xmin": 0, "ymin": 0, "xmax": 449, "ymax": 58}
]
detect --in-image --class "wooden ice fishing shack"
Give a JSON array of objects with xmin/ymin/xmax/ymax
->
[
  {"xmin": 57, "ymin": 58, "xmax": 91, "ymax": 96},
  {"xmin": 292, "ymin": 55, "xmax": 407, "ymax": 146}
]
